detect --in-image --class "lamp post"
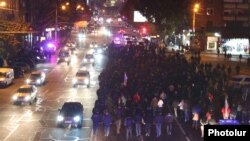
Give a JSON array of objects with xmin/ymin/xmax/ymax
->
[
  {"xmin": 55, "ymin": 1, "xmax": 59, "ymax": 43},
  {"xmin": 192, "ymin": 3, "xmax": 200, "ymax": 33},
  {"xmin": 0, "ymin": 1, "xmax": 6, "ymax": 7}
]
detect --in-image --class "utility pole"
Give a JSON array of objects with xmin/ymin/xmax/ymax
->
[{"xmin": 55, "ymin": 0, "xmax": 59, "ymax": 43}]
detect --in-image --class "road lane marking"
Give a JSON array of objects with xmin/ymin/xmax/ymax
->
[
  {"xmin": 3, "ymin": 124, "xmax": 20, "ymax": 141},
  {"xmin": 167, "ymin": 105, "xmax": 190, "ymax": 141}
]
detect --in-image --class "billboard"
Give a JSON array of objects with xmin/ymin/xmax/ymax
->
[{"xmin": 133, "ymin": 11, "xmax": 147, "ymax": 22}]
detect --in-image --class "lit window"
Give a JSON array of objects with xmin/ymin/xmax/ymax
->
[{"xmin": 207, "ymin": 8, "xmax": 214, "ymax": 16}]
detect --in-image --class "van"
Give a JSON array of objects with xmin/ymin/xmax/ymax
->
[{"xmin": 0, "ymin": 68, "xmax": 14, "ymax": 87}]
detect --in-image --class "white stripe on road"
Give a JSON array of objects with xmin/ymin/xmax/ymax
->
[
  {"xmin": 3, "ymin": 124, "xmax": 20, "ymax": 141},
  {"xmin": 168, "ymin": 105, "xmax": 190, "ymax": 141},
  {"xmin": 174, "ymin": 117, "xmax": 190, "ymax": 141}
]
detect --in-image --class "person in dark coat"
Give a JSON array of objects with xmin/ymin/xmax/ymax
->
[
  {"xmin": 165, "ymin": 113, "xmax": 174, "ymax": 135},
  {"xmin": 124, "ymin": 115, "xmax": 134, "ymax": 140},
  {"xmin": 103, "ymin": 111, "xmax": 112, "ymax": 137},
  {"xmin": 154, "ymin": 112, "xmax": 164, "ymax": 137},
  {"xmin": 92, "ymin": 112, "xmax": 102, "ymax": 136}
]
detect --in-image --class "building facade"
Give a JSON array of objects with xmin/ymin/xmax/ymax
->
[{"xmin": 195, "ymin": 0, "xmax": 250, "ymax": 54}]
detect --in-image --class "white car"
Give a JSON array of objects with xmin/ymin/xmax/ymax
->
[
  {"xmin": 73, "ymin": 70, "xmax": 90, "ymax": 88},
  {"xmin": 229, "ymin": 75, "xmax": 250, "ymax": 88},
  {"xmin": 12, "ymin": 85, "xmax": 38, "ymax": 105},
  {"xmin": 26, "ymin": 71, "xmax": 46, "ymax": 86}
]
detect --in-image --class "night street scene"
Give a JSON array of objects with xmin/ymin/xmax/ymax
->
[{"xmin": 0, "ymin": 0, "xmax": 250, "ymax": 141}]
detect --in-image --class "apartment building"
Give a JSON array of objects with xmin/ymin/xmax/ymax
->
[
  {"xmin": 195, "ymin": 0, "xmax": 250, "ymax": 54},
  {"xmin": 0, "ymin": 0, "xmax": 27, "ymax": 21}
]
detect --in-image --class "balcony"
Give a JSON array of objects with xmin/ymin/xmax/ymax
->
[
  {"xmin": 224, "ymin": 3, "xmax": 236, "ymax": 9},
  {"xmin": 236, "ymin": 16, "xmax": 248, "ymax": 21},
  {"xmin": 223, "ymin": 16, "xmax": 235, "ymax": 21},
  {"xmin": 237, "ymin": 3, "xmax": 249, "ymax": 9}
]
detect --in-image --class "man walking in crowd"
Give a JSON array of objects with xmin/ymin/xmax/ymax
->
[
  {"xmin": 154, "ymin": 112, "xmax": 164, "ymax": 138},
  {"xmin": 124, "ymin": 115, "xmax": 134, "ymax": 140},
  {"xmin": 165, "ymin": 112, "xmax": 174, "ymax": 135},
  {"xmin": 103, "ymin": 111, "xmax": 112, "ymax": 137}
]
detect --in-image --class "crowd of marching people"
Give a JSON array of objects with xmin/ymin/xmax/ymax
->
[{"xmin": 91, "ymin": 42, "xmax": 250, "ymax": 140}]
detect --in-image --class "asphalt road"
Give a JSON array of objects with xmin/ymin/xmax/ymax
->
[{"xmin": 0, "ymin": 34, "xmax": 107, "ymax": 141}]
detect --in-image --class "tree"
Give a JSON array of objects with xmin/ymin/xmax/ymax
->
[
  {"xmin": 0, "ymin": 19, "xmax": 30, "ymax": 58},
  {"xmin": 132, "ymin": 0, "xmax": 191, "ymax": 36}
]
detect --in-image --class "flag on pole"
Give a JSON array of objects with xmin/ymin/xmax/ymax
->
[{"xmin": 123, "ymin": 72, "xmax": 128, "ymax": 86}]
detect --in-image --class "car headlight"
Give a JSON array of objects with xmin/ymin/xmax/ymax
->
[
  {"xmin": 65, "ymin": 58, "xmax": 69, "ymax": 61},
  {"xmin": 95, "ymin": 45, "xmax": 98, "ymax": 48},
  {"xmin": 83, "ymin": 59, "xmax": 87, "ymax": 62},
  {"xmin": 74, "ymin": 116, "xmax": 81, "ymax": 122},
  {"xmin": 12, "ymin": 95, "xmax": 18, "ymax": 100},
  {"xmin": 25, "ymin": 96, "xmax": 31, "ymax": 101},
  {"xmin": 90, "ymin": 44, "xmax": 93, "ymax": 48},
  {"xmin": 90, "ymin": 59, "xmax": 94, "ymax": 62},
  {"xmin": 84, "ymin": 78, "xmax": 89, "ymax": 83},
  {"xmin": 36, "ymin": 79, "xmax": 41, "ymax": 84},
  {"xmin": 57, "ymin": 58, "xmax": 60, "ymax": 61},
  {"xmin": 73, "ymin": 78, "xmax": 77, "ymax": 84},
  {"xmin": 57, "ymin": 115, "xmax": 64, "ymax": 122},
  {"xmin": 26, "ymin": 79, "xmax": 31, "ymax": 83}
]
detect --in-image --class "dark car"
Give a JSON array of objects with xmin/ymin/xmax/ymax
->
[
  {"xmin": 12, "ymin": 62, "xmax": 31, "ymax": 73},
  {"xmin": 8, "ymin": 57, "xmax": 35, "ymax": 69},
  {"xmin": 57, "ymin": 102, "xmax": 84, "ymax": 128},
  {"xmin": 12, "ymin": 66, "xmax": 24, "ymax": 78},
  {"xmin": 83, "ymin": 54, "xmax": 95, "ymax": 66},
  {"xmin": 57, "ymin": 49, "xmax": 71, "ymax": 65}
]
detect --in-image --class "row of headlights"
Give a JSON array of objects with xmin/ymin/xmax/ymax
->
[
  {"xmin": 72, "ymin": 78, "xmax": 89, "ymax": 84},
  {"xmin": 57, "ymin": 115, "xmax": 81, "ymax": 122},
  {"xmin": 26, "ymin": 79, "xmax": 41, "ymax": 84},
  {"xmin": 12, "ymin": 95, "xmax": 31, "ymax": 101},
  {"xmin": 83, "ymin": 58, "xmax": 94, "ymax": 62},
  {"xmin": 90, "ymin": 44, "xmax": 98, "ymax": 48}
]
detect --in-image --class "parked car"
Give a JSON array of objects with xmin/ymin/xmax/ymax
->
[
  {"xmin": 229, "ymin": 75, "xmax": 250, "ymax": 88},
  {"xmin": 0, "ymin": 68, "xmax": 14, "ymax": 87},
  {"xmin": 12, "ymin": 84, "xmax": 38, "ymax": 105},
  {"xmin": 8, "ymin": 57, "xmax": 35, "ymax": 68},
  {"xmin": 12, "ymin": 62, "xmax": 31, "ymax": 73},
  {"xmin": 57, "ymin": 102, "xmax": 84, "ymax": 128},
  {"xmin": 12, "ymin": 66, "xmax": 24, "ymax": 78}
]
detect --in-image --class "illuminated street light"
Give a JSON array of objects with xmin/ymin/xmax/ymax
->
[
  {"xmin": 0, "ymin": 1, "xmax": 6, "ymax": 7},
  {"xmin": 76, "ymin": 4, "xmax": 84, "ymax": 11},
  {"xmin": 66, "ymin": 2, "xmax": 69, "ymax": 6},
  {"xmin": 192, "ymin": 3, "xmax": 200, "ymax": 33},
  {"xmin": 61, "ymin": 5, "xmax": 66, "ymax": 10}
]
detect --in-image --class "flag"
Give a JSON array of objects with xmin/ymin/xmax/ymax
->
[{"xmin": 123, "ymin": 72, "xmax": 128, "ymax": 86}]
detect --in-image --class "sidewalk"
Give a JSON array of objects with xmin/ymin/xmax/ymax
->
[{"xmin": 165, "ymin": 47, "xmax": 250, "ymax": 76}]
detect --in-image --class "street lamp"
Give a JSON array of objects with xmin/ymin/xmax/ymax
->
[
  {"xmin": 192, "ymin": 3, "xmax": 200, "ymax": 33},
  {"xmin": 55, "ymin": 1, "xmax": 59, "ymax": 43},
  {"xmin": 0, "ymin": 1, "xmax": 6, "ymax": 7}
]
